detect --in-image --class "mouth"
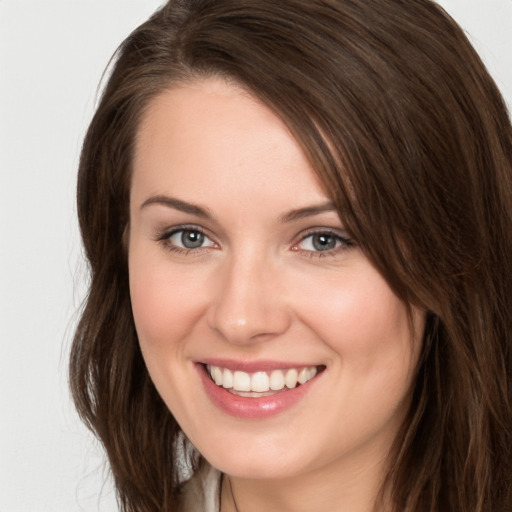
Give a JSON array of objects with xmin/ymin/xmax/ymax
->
[
  {"xmin": 197, "ymin": 361, "xmax": 326, "ymax": 418},
  {"xmin": 204, "ymin": 363, "xmax": 325, "ymax": 398}
]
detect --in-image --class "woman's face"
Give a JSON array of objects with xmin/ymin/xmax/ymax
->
[{"xmin": 128, "ymin": 78, "xmax": 424, "ymax": 481}]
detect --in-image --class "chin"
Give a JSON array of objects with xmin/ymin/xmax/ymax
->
[
  {"xmin": 208, "ymin": 454, "xmax": 295, "ymax": 480},
  {"xmin": 195, "ymin": 432, "xmax": 316, "ymax": 481}
]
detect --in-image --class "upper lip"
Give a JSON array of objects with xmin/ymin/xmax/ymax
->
[{"xmin": 199, "ymin": 358, "xmax": 324, "ymax": 372}]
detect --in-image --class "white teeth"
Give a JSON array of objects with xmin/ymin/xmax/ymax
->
[
  {"xmin": 212, "ymin": 366, "xmax": 223, "ymax": 385},
  {"xmin": 298, "ymin": 366, "xmax": 317, "ymax": 384},
  {"xmin": 251, "ymin": 372, "xmax": 270, "ymax": 392},
  {"xmin": 298, "ymin": 368, "xmax": 309, "ymax": 385},
  {"xmin": 269, "ymin": 370, "xmax": 285, "ymax": 390},
  {"xmin": 222, "ymin": 368, "xmax": 233, "ymax": 389},
  {"xmin": 285, "ymin": 368, "xmax": 298, "ymax": 389},
  {"xmin": 207, "ymin": 365, "xmax": 319, "ymax": 393},
  {"xmin": 233, "ymin": 371, "xmax": 251, "ymax": 391}
]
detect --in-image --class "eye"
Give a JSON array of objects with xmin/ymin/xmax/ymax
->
[
  {"xmin": 170, "ymin": 229, "xmax": 209, "ymax": 249},
  {"xmin": 158, "ymin": 227, "xmax": 218, "ymax": 253},
  {"xmin": 295, "ymin": 230, "xmax": 353, "ymax": 255}
]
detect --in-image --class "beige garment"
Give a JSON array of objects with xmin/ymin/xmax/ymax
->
[{"xmin": 177, "ymin": 464, "xmax": 222, "ymax": 512}]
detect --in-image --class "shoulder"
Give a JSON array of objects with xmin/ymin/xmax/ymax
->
[{"xmin": 176, "ymin": 464, "xmax": 222, "ymax": 512}]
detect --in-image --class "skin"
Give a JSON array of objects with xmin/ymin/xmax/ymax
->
[{"xmin": 128, "ymin": 78, "xmax": 425, "ymax": 512}]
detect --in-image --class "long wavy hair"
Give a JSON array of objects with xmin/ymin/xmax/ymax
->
[{"xmin": 70, "ymin": 1, "xmax": 512, "ymax": 510}]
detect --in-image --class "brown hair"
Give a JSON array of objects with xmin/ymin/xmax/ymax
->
[{"xmin": 70, "ymin": 1, "xmax": 512, "ymax": 511}]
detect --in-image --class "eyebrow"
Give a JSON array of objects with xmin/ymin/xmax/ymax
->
[
  {"xmin": 279, "ymin": 201, "xmax": 338, "ymax": 223},
  {"xmin": 140, "ymin": 195, "xmax": 338, "ymax": 223},
  {"xmin": 140, "ymin": 195, "xmax": 212, "ymax": 218}
]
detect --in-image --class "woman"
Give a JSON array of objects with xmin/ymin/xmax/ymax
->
[{"xmin": 70, "ymin": 1, "xmax": 512, "ymax": 511}]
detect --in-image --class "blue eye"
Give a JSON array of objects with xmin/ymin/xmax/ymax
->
[
  {"xmin": 297, "ymin": 231, "xmax": 352, "ymax": 254},
  {"xmin": 171, "ymin": 229, "xmax": 205, "ymax": 249},
  {"xmin": 303, "ymin": 233, "xmax": 338, "ymax": 251},
  {"xmin": 164, "ymin": 228, "xmax": 216, "ymax": 251}
]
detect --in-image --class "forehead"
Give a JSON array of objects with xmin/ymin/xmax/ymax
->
[{"xmin": 131, "ymin": 78, "xmax": 330, "ymax": 210}]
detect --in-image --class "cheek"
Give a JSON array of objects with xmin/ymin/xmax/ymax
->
[
  {"xmin": 294, "ymin": 267, "xmax": 423, "ymax": 443},
  {"xmin": 128, "ymin": 246, "xmax": 208, "ymax": 356},
  {"xmin": 292, "ymin": 264, "xmax": 422, "ymax": 374}
]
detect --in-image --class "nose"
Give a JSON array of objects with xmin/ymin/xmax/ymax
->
[{"xmin": 207, "ymin": 252, "xmax": 291, "ymax": 345}]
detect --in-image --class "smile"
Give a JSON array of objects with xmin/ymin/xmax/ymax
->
[
  {"xmin": 198, "ymin": 361, "xmax": 325, "ymax": 418},
  {"xmin": 207, "ymin": 364, "xmax": 319, "ymax": 396}
]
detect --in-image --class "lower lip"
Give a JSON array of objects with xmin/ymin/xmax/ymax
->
[{"xmin": 197, "ymin": 364, "xmax": 320, "ymax": 419}]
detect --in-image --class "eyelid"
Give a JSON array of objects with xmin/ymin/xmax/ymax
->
[
  {"xmin": 292, "ymin": 227, "xmax": 353, "ymax": 254},
  {"xmin": 153, "ymin": 224, "xmax": 353, "ymax": 257},
  {"xmin": 155, "ymin": 224, "xmax": 219, "ymax": 252},
  {"xmin": 295, "ymin": 226, "xmax": 351, "ymax": 242},
  {"xmin": 155, "ymin": 224, "xmax": 207, "ymax": 240}
]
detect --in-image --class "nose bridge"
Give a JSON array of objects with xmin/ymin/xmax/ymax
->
[{"xmin": 208, "ymin": 245, "xmax": 289, "ymax": 344}]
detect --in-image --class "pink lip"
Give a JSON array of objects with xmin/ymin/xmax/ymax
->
[
  {"xmin": 200, "ymin": 358, "xmax": 319, "ymax": 372},
  {"xmin": 196, "ymin": 363, "xmax": 322, "ymax": 419}
]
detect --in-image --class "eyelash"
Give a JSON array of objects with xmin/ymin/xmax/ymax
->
[
  {"xmin": 293, "ymin": 229, "xmax": 353, "ymax": 258},
  {"xmin": 155, "ymin": 226, "xmax": 354, "ymax": 258},
  {"xmin": 155, "ymin": 225, "xmax": 216, "ymax": 256}
]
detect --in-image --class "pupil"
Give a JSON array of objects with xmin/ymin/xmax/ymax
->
[
  {"xmin": 182, "ymin": 230, "xmax": 204, "ymax": 249},
  {"xmin": 313, "ymin": 233, "xmax": 336, "ymax": 251}
]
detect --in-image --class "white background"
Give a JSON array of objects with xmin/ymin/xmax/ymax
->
[{"xmin": 0, "ymin": 1, "xmax": 510, "ymax": 511}]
